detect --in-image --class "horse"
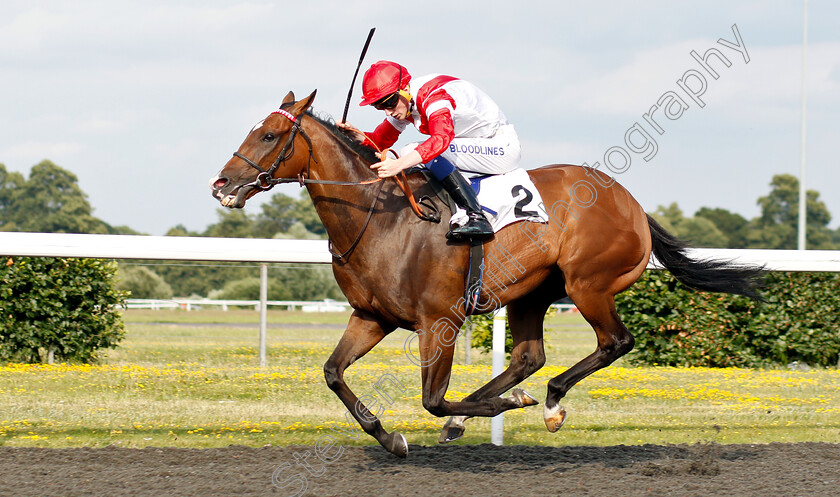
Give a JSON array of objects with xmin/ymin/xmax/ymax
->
[{"xmin": 210, "ymin": 91, "xmax": 764, "ymax": 457}]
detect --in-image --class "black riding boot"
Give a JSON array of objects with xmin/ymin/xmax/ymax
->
[{"xmin": 439, "ymin": 171, "xmax": 494, "ymax": 240}]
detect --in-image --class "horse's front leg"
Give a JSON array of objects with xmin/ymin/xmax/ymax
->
[
  {"xmin": 323, "ymin": 310, "xmax": 406, "ymax": 457},
  {"xmin": 438, "ymin": 298, "xmax": 549, "ymax": 443},
  {"xmin": 415, "ymin": 316, "xmax": 528, "ymax": 421}
]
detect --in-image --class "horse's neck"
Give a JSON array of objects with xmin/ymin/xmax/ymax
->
[
  {"xmin": 304, "ymin": 120, "xmax": 386, "ymax": 251},
  {"xmin": 306, "ymin": 123, "xmax": 375, "ymax": 185}
]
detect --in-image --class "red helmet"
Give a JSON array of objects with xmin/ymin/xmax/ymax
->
[{"xmin": 359, "ymin": 60, "xmax": 411, "ymax": 106}]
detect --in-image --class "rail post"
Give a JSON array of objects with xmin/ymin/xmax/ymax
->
[
  {"xmin": 491, "ymin": 306, "xmax": 506, "ymax": 446},
  {"xmin": 259, "ymin": 264, "xmax": 268, "ymax": 367}
]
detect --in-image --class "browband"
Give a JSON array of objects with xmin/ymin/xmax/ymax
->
[{"xmin": 272, "ymin": 108, "xmax": 297, "ymax": 122}]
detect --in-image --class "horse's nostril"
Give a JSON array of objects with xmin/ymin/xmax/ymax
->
[{"xmin": 213, "ymin": 178, "xmax": 228, "ymax": 189}]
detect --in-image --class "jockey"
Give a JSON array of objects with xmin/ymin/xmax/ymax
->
[{"xmin": 340, "ymin": 60, "xmax": 521, "ymax": 240}]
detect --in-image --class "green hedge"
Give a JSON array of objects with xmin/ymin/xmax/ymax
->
[
  {"xmin": 0, "ymin": 257, "xmax": 127, "ymax": 363},
  {"xmin": 615, "ymin": 271, "xmax": 840, "ymax": 368}
]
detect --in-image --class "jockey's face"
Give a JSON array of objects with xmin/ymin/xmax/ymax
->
[{"xmin": 383, "ymin": 94, "xmax": 410, "ymax": 120}]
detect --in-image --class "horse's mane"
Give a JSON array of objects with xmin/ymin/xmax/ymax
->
[{"xmin": 295, "ymin": 107, "xmax": 380, "ymax": 164}]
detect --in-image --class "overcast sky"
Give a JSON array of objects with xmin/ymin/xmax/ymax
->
[{"xmin": 2, "ymin": 0, "xmax": 838, "ymax": 235}]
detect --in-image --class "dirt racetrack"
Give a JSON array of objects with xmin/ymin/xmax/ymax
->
[{"xmin": 1, "ymin": 442, "xmax": 839, "ymax": 496}]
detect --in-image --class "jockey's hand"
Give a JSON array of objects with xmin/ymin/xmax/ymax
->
[
  {"xmin": 370, "ymin": 150, "xmax": 422, "ymax": 178},
  {"xmin": 370, "ymin": 158, "xmax": 406, "ymax": 178},
  {"xmin": 336, "ymin": 121, "xmax": 366, "ymax": 143}
]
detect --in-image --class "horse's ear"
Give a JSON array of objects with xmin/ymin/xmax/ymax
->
[
  {"xmin": 290, "ymin": 90, "xmax": 317, "ymax": 116},
  {"xmin": 282, "ymin": 91, "xmax": 295, "ymax": 104}
]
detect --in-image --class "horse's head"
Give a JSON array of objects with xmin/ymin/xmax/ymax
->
[{"xmin": 210, "ymin": 90, "xmax": 316, "ymax": 208}]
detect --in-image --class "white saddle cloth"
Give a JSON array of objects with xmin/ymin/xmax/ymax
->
[{"xmin": 450, "ymin": 168, "xmax": 548, "ymax": 232}]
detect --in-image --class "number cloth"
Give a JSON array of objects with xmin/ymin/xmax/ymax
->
[{"xmin": 449, "ymin": 168, "xmax": 548, "ymax": 232}]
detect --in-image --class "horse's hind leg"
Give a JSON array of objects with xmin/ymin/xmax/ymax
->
[
  {"xmin": 323, "ymin": 310, "xmax": 406, "ymax": 456},
  {"xmin": 544, "ymin": 291, "xmax": 634, "ymax": 432},
  {"xmin": 439, "ymin": 297, "xmax": 550, "ymax": 443}
]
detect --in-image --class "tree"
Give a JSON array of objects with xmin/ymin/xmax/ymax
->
[
  {"xmin": 107, "ymin": 225, "xmax": 144, "ymax": 235},
  {"xmin": 1, "ymin": 161, "xmax": 110, "ymax": 234},
  {"xmin": 274, "ymin": 221, "xmax": 322, "ymax": 240},
  {"xmin": 651, "ymin": 203, "xmax": 728, "ymax": 248},
  {"xmin": 197, "ymin": 191, "xmax": 326, "ymax": 240},
  {"xmin": 651, "ymin": 202, "xmax": 683, "ymax": 232},
  {"xmin": 748, "ymin": 174, "xmax": 834, "ymax": 249},
  {"xmin": 293, "ymin": 191, "xmax": 327, "ymax": 236},
  {"xmin": 154, "ymin": 192, "xmax": 332, "ymax": 297},
  {"xmin": 0, "ymin": 164, "xmax": 26, "ymax": 230},
  {"xmin": 165, "ymin": 224, "xmax": 202, "ymax": 237},
  {"xmin": 252, "ymin": 191, "xmax": 326, "ymax": 238},
  {"xmin": 203, "ymin": 208, "xmax": 256, "ymax": 238},
  {"xmin": 695, "ymin": 207, "xmax": 749, "ymax": 248},
  {"xmin": 253, "ymin": 193, "xmax": 298, "ymax": 238}
]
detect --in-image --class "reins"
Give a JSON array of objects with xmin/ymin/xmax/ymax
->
[
  {"xmin": 328, "ymin": 179, "xmax": 387, "ymax": 260},
  {"xmin": 231, "ymin": 109, "xmax": 438, "ymax": 260},
  {"xmin": 337, "ymin": 123, "xmax": 439, "ymax": 224}
]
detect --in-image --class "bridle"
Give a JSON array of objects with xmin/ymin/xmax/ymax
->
[
  {"xmin": 232, "ymin": 108, "xmax": 382, "ymax": 190},
  {"xmin": 232, "ymin": 108, "xmax": 318, "ymax": 190},
  {"xmin": 228, "ymin": 107, "xmax": 438, "ymax": 260}
]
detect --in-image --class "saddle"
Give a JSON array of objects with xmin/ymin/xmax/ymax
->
[{"xmin": 404, "ymin": 168, "xmax": 486, "ymax": 315}]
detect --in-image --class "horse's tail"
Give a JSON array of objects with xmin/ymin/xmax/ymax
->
[{"xmin": 646, "ymin": 214, "xmax": 766, "ymax": 300}]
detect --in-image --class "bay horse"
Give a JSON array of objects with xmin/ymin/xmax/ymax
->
[{"xmin": 210, "ymin": 91, "xmax": 764, "ymax": 457}]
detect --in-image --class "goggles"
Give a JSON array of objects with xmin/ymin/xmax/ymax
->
[{"xmin": 372, "ymin": 91, "xmax": 401, "ymax": 110}]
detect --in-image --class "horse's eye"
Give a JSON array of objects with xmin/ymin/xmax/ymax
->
[{"xmin": 262, "ymin": 133, "xmax": 276, "ymax": 142}]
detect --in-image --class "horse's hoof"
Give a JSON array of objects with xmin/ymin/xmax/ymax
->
[
  {"xmin": 544, "ymin": 403, "xmax": 567, "ymax": 433},
  {"xmin": 384, "ymin": 432, "xmax": 408, "ymax": 458},
  {"xmin": 439, "ymin": 416, "xmax": 467, "ymax": 443},
  {"xmin": 510, "ymin": 388, "xmax": 539, "ymax": 407},
  {"xmin": 438, "ymin": 425, "xmax": 465, "ymax": 444}
]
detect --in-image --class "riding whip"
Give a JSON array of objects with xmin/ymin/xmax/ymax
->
[{"xmin": 341, "ymin": 27, "xmax": 376, "ymax": 124}]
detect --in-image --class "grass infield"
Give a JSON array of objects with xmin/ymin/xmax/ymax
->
[{"xmin": 1, "ymin": 308, "xmax": 838, "ymax": 448}]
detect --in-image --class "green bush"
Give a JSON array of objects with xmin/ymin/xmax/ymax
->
[
  {"xmin": 142, "ymin": 261, "xmax": 253, "ymax": 298},
  {"xmin": 209, "ymin": 277, "xmax": 288, "ymax": 301},
  {"xmin": 616, "ymin": 271, "xmax": 840, "ymax": 368},
  {"xmin": 0, "ymin": 257, "xmax": 127, "ymax": 364},
  {"xmin": 274, "ymin": 266, "xmax": 343, "ymax": 301},
  {"xmin": 116, "ymin": 265, "xmax": 173, "ymax": 299},
  {"xmin": 468, "ymin": 312, "xmax": 512, "ymax": 356},
  {"xmin": 208, "ymin": 266, "xmax": 342, "ymax": 302}
]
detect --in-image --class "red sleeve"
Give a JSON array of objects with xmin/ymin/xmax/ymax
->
[
  {"xmin": 414, "ymin": 109, "xmax": 455, "ymax": 163},
  {"xmin": 364, "ymin": 119, "xmax": 402, "ymax": 151}
]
